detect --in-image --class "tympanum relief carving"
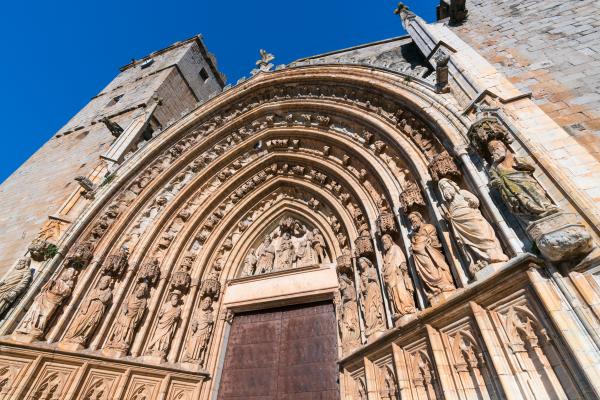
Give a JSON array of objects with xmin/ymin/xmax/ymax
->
[{"xmin": 240, "ymin": 217, "xmax": 330, "ymax": 277}]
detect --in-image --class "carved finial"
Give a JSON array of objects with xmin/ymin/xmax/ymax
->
[
  {"xmin": 252, "ymin": 49, "xmax": 275, "ymax": 75},
  {"xmin": 394, "ymin": 2, "xmax": 414, "ymax": 18}
]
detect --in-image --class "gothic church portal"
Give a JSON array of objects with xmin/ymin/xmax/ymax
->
[{"xmin": 1, "ymin": 1, "xmax": 600, "ymax": 399}]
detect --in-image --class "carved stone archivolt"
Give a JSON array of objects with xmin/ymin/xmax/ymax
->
[
  {"xmin": 0, "ymin": 257, "xmax": 32, "ymax": 319},
  {"xmin": 4, "ymin": 63, "xmax": 599, "ymax": 400}
]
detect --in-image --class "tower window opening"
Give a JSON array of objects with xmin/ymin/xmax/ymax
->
[{"xmin": 199, "ymin": 67, "xmax": 209, "ymax": 82}]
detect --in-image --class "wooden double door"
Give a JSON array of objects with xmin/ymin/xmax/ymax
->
[{"xmin": 217, "ymin": 301, "xmax": 340, "ymax": 400}]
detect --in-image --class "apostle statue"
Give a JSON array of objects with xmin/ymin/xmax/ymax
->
[
  {"xmin": 256, "ymin": 236, "xmax": 275, "ymax": 274},
  {"xmin": 146, "ymin": 290, "xmax": 182, "ymax": 360},
  {"xmin": 407, "ymin": 212, "xmax": 455, "ymax": 300},
  {"xmin": 63, "ymin": 275, "xmax": 113, "ymax": 346},
  {"xmin": 296, "ymin": 232, "xmax": 316, "ymax": 268},
  {"xmin": 337, "ymin": 274, "xmax": 361, "ymax": 352},
  {"xmin": 183, "ymin": 296, "xmax": 215, "ymax": 364},
  {"xmin": 275, "ymin": 232, "xmax": 295, "ymax": 271},
  {"xmin": 16, "ymin": 267, "xmax": 77, "ymax": 339},
  {"xmin": 357, "ymin": 257, "xmax": 386, "ymax": 338},
  {"xmin": 381, "ymin": 234, "xmax": 416, "ymax": 320},
  {"xmin": 488, "ymin": 140, "xmax": 559, "ymax": 222},
  {"xmin": 438, "ymin": 178, "xmax": 508, "ymax": 275},
  {"xmin": 105, "ymin": 282, "xmax": 148, "ymax": 354},
  {"xmin": 0, "ymin": 257, "xmax": 32, "ymax": 318},
  {"xmin": 241, "ymin": 250, "xmax": 257, "ymax": 276},
  {"xmin": 312, "ymin": 228, "xmax": 327, "ymax": 263}
]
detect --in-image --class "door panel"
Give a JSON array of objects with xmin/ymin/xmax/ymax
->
[{"xmin": 217, "ymin": 302, "xmax": 339, "ymax": 400}]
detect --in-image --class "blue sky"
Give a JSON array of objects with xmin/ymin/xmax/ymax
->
[{"xmin": 0, "ymin": 0, "xmax": 436, "ymax": 184}]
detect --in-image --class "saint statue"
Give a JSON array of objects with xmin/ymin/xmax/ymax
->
[
  {"xmin": 146, "ymin": 291, "xmax": 182, "ymax": 360},
  {"xmin": 357, "ymin": 257, "xmax": 386, "ymax": 338},
  {"xmin": 407, "ymin": 212, "xmax": 455, "ymax": 299},
  {"xmin": 296, "ymin": 232, "xmax": 316, "ymax": 268},
  {"xmin": 488, "ymin": 140, "xmax": 559, "ymax": 222},
  {"xmin": 16, "ymin": 267, "xmax": 77, "ymax": 339},
  {"xmin": 0, "ymin": 257, "xmax": 32, "ymax": 318},
  {"xmin": 256, "ymin": 236, "xmax": 275, "ymax": 274},
  {"xmin": 275, "ymin": 232, "xmax": 295, "ymax": 271},
  {"xmin": 312, "ymin": 228, "xmax": 327, "ymax": 263},
  {"xmin": 438, "ymin": 178, "xmax": 508, "ymax": 275},
  {"xmin": 337, "ymin": 274, "xmax": 361, "ymax": 352},
  {"xmin": 105, "ymin": 282, "xmax": 148, "ymax": 354},
  {"xmin": 63, "ymin": 275, "xmax": 113, "ymax": 346},
  {"xmin": 381, "ymin": 235, "xmax": 416, "ymax": 319},
  {"xmin": 183, "ymin": 296, "xmax": 215, "ymax": 364},
  {"xmin": 241, "ymin": 250, "xmax": 257, "ymax": 276}
]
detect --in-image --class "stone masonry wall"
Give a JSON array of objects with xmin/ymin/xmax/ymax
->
[{"xmin": 449, "ymin": 0, "xmax": 600, "ymax": 181}]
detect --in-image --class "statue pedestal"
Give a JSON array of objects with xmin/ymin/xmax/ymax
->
[
  {"xmin": 393, "ymin": 313, "xmax": 416, "ymax": 327},
  {"xmin": 141, "ymin": 354, "xmax": 166, "ymax": 364},
  {"xmin": 102, "ymin": 347, "xmax": 127, "ymax": 358},
  {"xmin": 58, "ymin": 341, "xmax": 85, "ymax": 351},
  {"xmin": 429, "ymin": 291, "xmax": 456, "ymax": 307},
  {"xmin": 526, "ymin": 212, "xmax": 594, "ymax": 263},
  {"xmin": 11, "ymin": 332, "xmax": 39, "ymax": 344},
  {"xmin": 474, "ymin": 262, "xmax": 506, "ymax": 281}
]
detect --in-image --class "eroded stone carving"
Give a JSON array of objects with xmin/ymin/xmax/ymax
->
[
  {"xmin": 488, "ymin": 140, "xmax": 559, "ymax": 221},
  {"xmin": 381, "ymin": 234, "xmax": 416, "ymax": 321},
  {"xmin": 104, "ymin": 282, "xmax": 148, "ymax": 356},
  {"xmin": 65, "ymin": 242, "xmax": 94, "ymax": 269},
  {"xmin": 438, "ymin": 178, "xmax": 508, "ymax": 276},
  {"xmin": 145, "ymin": 290, "xmax": 182, "ymax": 360},
  {"xmin": 358, "ymin": 257, "xmax": 386, "ymax": 338},
  {"xmin": 183, "ymin": 296, "xmax": 215, "ymax": 365},
  {"xmin": 244, "ymin": 218, "xmax": 329, "ymax": 276},
  {"xmin": 101, "ymin": 247, "xmax": 129, "ymax": 278},
  {"xmin": 15, "ymin": 267, "xmax": 77, "ymax": 341},
  {"xmin": 407, "ymin": 212, "xmax": 455, "ymax": 301},
  {"xmin": 336, "ymin": 274, "xmax": 361, "ymax": 354},
  {"xmin": 0, "ymin": 257, "xmax": 32, "ymax": 318},
  {"xmin": 63, "ymin": 275, "xmax": 113, "ymax": 348}
]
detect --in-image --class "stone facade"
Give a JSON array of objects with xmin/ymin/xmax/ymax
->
[{"xmin": 1, "ymin": 2, "xmax": 600, "ymax": 399}]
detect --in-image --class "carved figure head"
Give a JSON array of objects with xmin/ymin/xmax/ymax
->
[
  {"xmin": 135, "ymin": 282, "xmax": 149, "ymax": 299},
  {"xmin": 15, "ymin": 257, "xmax": 31, "ymax": 270},
  {"xmin": 170, "ymin": 290, "xmax": 181, "ymax": 306},
  {"xmin": 488, "ymin": 140, "xmax": 508, "ymax": 163},
  {"xmin": 357, "ymin": 257, "xmax": 373, "ymax": 270},
  {"xmin": 381, "ymin": 234, "xmax": 394, "ymax": 251},
  {"xmin": 408, "ymin": 211, "xmax": 425, "ymax": 231},
  {"xmin": 438, "ymin": 178, "xmax": 460, "ymax": 202},
  {"xmin": 98, "ymin": 275, "xmax": 113, "ymax": 290},
  {"xmin": 61, "ymin": 267, "xmax": 77, "ymax": 282},
  {"xmin": 200, "ymin": 296, "xmax": 213, "ymax": 310}
]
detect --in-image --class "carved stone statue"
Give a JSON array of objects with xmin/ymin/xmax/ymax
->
[
  {"xmin": 15, "ymin": 267, "xmax": 77, "ymax": 340},
  {"xmin": 337, "ymin": 274, "xmax": 361, "ymax": 353},
  {"xmin": 275, "ymin": 232, "xmax": 294, "ymax": 271},
  {"xmin": 312, "ymin": 228, "xmax": 327, "ymax": 263},
  {"xmin": 256, "ymin": 236, "xmax": 275, "ymax": 274},
  {"xmin": 0, "ymin": 257, "xmax": 32, "ymax": 318},
  {"xmin": 488, "ymin": 140, "xmax": 559, "ymax": 221},
  {"xmin": 357, "ymin": 257, "xmax": 386, "ymax": 338},
  {"xmin": 146, "ymin": 291, "xmax": 182, "ymax": 360},
  {"xmin": 407, "ymin": 212, "xmax": 455, "ymax": 300},
  {"xmin": 296, "ymin": 232, "xmax": 316, "ymax": 268},
  {"xmin": 381, "ymin": 235, "xmax": 416, "ymax": 320},
  {"xmin": 241, "ymin": 250, "xmax": 257, "ymax": 276},
  {"xmin": 63, "ymin": 275, "xmax": 113, "ymax": 347},
  {"xmin": 438, "ymin": 178, "xmax": 508, "ymax": 275},
  {"xmin": 183, "ymin": 296, "xmax": 215, "ymax": 364},
  {"xmin": 105, "ymin": 282, "xmax": 148, "ymax": 355}
]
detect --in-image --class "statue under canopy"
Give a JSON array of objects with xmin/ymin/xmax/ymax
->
[
  {"xmin": 381, "ymin": 234, "xmax": 416, "ymax": 320},
  {"xmin": 488, "ymin": 140, "xmax": 559, "ymax": 222},
  {"xmin": 0, "ymin": 257, "xmax": 32, "ymax": 318}
]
